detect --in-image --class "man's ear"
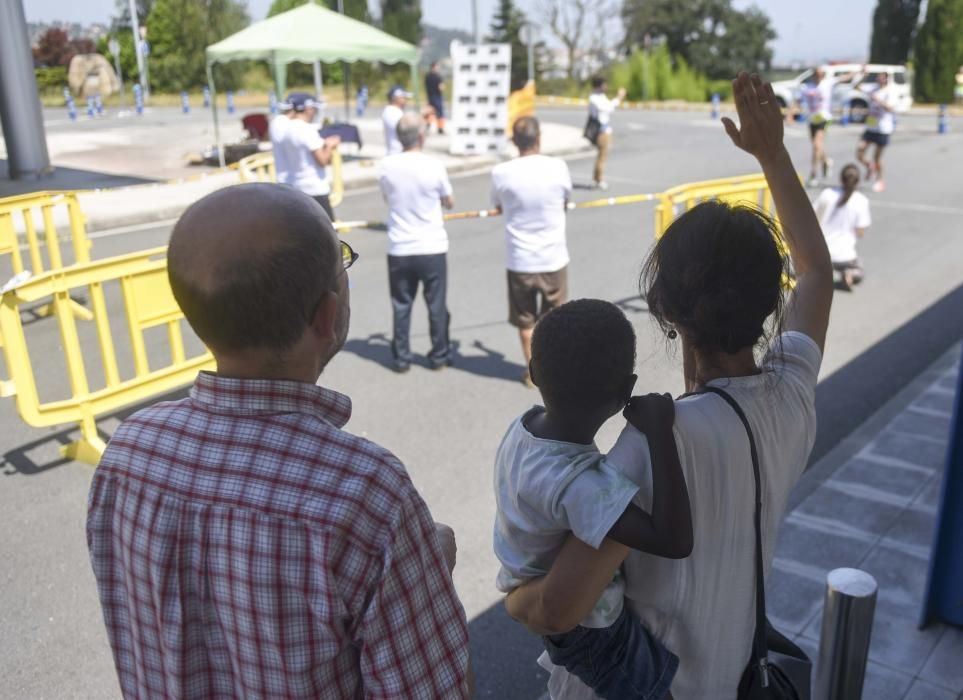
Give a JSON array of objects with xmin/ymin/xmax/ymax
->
[{"xmin": 309, "ymin": 291, "xmax": 339, "ymax": 343}]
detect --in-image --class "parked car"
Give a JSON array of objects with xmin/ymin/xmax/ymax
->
[
  {"xmin": 771, "ymin": 64, "xmax": 862, "ymax": 110},
  {"xmin": 771, "ymin": 63, "xmax": 913, "ymax": 123}
]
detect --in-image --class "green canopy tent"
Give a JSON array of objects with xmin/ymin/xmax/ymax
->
[{"xmin": 205, "ymin": 2, "xmax": 420, "ymax": 166}]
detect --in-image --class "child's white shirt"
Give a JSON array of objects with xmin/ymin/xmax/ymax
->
[{"xmin": 815, "ymin": 187, "xmax": 871, "ymax": 262}]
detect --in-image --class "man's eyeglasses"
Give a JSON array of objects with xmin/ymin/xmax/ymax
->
[{"xmin": 340, "ymin": 240, "xmax": 359, "ymax": 271}]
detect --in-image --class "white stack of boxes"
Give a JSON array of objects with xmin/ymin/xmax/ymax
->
[{"xmin": 449, "ymin": 42, "xmax": 512, "ymax": 156}]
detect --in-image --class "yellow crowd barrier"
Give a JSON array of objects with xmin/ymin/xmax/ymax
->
[
  {"xmin": 653, "ymin": 173, "xmax": 773, "ymax": 237},
  {"xmin": 0, "ymin": 246, "xmax": 214, "ymax": 464},
  {"xmin": 238, "ymin": 148, "xmax": 344, "ymax": 208},
  {"xmin": 0, "ymin": 192, "xmax": 96, "ymax": 397}
]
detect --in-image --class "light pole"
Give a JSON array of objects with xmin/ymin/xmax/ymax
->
[
  {"xmin": 337, "ymin": 0, "xmax": 349, "ymax": 121},
  {"xmin": 520, "ymin": 23, "xmax": 535, "ymax": 85},
  {"xmin": 472, "ymin": 0, "xmax": 479, "ymax": 44},
  {"xmin": 108, "ymin": 38, "xmax": 126, "ymax": 112},
  {"xmin": 127, "ymin": 0, "xmax": 147, "ymax": 98}
]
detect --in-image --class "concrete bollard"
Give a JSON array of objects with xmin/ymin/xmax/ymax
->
[
  {"xmin": 64, "ymin": 88, "xmax": 77, "ymax": 121},
  {"xmin": 938, "ymin": 105, "xmax": 948, "ymax": 134},
  {"xmin": 840, "ymin": 101, "xmax": 851, "ymax": 127},
  {"xmin": 86, "ymin": 96, "xmax": 95, "ymax": 118},
  {"xmin": 711, "ymin": 92, "xmax": 720, "ymax": 120},
  {"xmin": 815, "ymin": 568, "xmax": 878, "ymax": 700},
  {"xmin": 181, "ymin": 91, "xmax": 190, "ymax": 114},
  {"xmin": 94, "ymin": 94, "xmax": 104, "ymax": 116},
  {"xmin": 227, "ymin": 91, "xmax": 235, "ymax": 114}
]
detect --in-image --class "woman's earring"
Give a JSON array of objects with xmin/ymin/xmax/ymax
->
[{"xmin": 667, "ymin": 328, "xmax": 678, "ymax": 340}]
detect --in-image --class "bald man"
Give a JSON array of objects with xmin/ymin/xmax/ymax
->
[
  {"xmin": 86, "ymin": 184, "xmax": 472, "ymax": 699},
  {"xmin": 377, "ymin": 114, "xmax": 454, "ymax": 372}
]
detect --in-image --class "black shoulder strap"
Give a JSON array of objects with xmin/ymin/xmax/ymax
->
[{"xmin": 700, "ymin": 386, "xmax": 770, "ymax": 676}]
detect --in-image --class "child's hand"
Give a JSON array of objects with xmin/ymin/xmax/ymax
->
[
  {"xmin": 721, "ymin": 72, "xmax": 785, "ymax": 164},
  {"xmin": 623, "ymin": 393, "xmax": 675, "ymax": 436}
]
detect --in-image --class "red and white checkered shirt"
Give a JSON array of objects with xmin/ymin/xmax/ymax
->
[{"xmin": 87, "ymin": 372, "xmax": 470, "ymax": 699}]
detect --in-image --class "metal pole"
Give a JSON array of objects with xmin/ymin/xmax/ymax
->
[
  {"xmin": 525, "ymin": 25, "xmax": 535, "ymax": 84},
  {"xmin": 815, "ymin": 568, "xmax": 878, "ymax": 700},
  {"xmin": 472, "ymin": 0, "xmax": 479, "ymax": 43},
  {"xmin": 0, "ymin": 0, "xmax": 52, "ymax": 179},
  {"xmin": 127, "ymin": 0, "xmax": 146, "ymax": 96},
  {"xmin": 206, "ymin": 62, "xmax": 225, "ymax": 168},
  {"xmin": 337, "ymin": 0, "xmax": 349, "ymax": 122},
  {"xmin": 313, "ymin": 61, "xmax": 323, "ymax": 101}
]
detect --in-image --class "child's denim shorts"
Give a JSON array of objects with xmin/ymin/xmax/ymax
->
[{"xmin": 543, "ymin": 606, "xmax": 678, "ymax": 700}]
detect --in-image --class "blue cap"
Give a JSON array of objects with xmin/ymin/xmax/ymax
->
[
  {"xmin": 387, "ymin": 85, "xmax": 413, "ymax": 101},
  {"xmin": 284, "ymin": 92, "xmax": 319, "ymax": 112}
]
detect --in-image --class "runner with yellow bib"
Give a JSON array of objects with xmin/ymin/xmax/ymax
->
[
  {"xmin": 801, "ymin": 67, "xmax": 835, "ymax": 187},
  {"xmin": 856, "ymin": 72, "xmax": 897, "ymax": 193}
]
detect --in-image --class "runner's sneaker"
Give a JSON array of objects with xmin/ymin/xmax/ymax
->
[
  {"xmin": 595, "ymin": 180, "xmax": 609, "ymax": 191},
  {"xmin": 872, "ymin": 180, "xmax": 886, "ymax": 193}
]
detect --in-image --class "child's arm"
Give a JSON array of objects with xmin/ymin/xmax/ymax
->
[{"xmin": 604, "ymin": 394, "xmax": 693, "ymax": 559}]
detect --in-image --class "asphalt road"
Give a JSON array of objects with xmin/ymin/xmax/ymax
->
[{"xmin": 1, "ymin": 107, "xmax": 961, "ymax": 698}]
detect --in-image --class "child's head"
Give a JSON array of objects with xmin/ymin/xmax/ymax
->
[
  {"xmin": 530, "ymin": 299, "xmax": 637, "ymax": 420},
  {"xmin": 840, "ymin": 163, "xmax": 860, "ymax": 191}
]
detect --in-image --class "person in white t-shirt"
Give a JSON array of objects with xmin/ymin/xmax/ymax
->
[
  {"xmin": 505, "ymin": 74, "xmax": 834, "ymax": 700},
  {"xmin": 587, "ymin": 76, "xmax": 626, "ymax": 190},
  {"xmin": 814, "ymin": 164, "xmax": 871, "ymax": 290},
  {"xmin": 382, "ymin": 85, "xmax": 412, "ymax": 156},
  {"xmin": 377, "ymin": 114, "xmax": 454, "ymax": 372},
  {"xmin": 271, "ymin": 93, "xmax": 341, "ymax": 220},
  {"xmin": 800, "ymin": 67, "xmax": 835, "ymax": 186},
  {"xmin": 857, "ymin": 72, "xmax": 897, "ymax": 193},
  {"xmin": 490, "ymin": 116, "xmax": 573, "ymax": 385}
]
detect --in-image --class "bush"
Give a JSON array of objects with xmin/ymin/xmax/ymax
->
[
  {"xmin": 35, "ymin": 66, "xmax": 67, "ymax": 90},
  {"xmin": 608, "ymin": 46, "xmax": 726, "ymax": 102}
]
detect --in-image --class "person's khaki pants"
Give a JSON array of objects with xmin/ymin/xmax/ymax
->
[{"xmin": 594, "ymin": 131, "xmax": 611, "ymax": 184}]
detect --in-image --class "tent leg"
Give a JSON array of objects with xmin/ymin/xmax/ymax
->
[
  {"xmin": 313, "ymin": 61, "xmax": 323, "ymax": 101},
  {"xmin": 207, "ymin": 63, "xmax": 225, "ymax": 168}
]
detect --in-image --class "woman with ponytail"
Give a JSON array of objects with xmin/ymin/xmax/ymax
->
[{"xmin": 814, "ymin": 164, "xmax": 871, "ymax": 290}]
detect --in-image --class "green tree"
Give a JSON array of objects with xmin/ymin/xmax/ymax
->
[
  {"xmin": 913, "ymin": 0, "xmax": 963, "ymax": 103},
  {"xmin": 146, "ymin": 0, "xmax": 249, "ymax": 91},
  {"xmin": 869, "ymin": 0, "xmax": 922, "ymax": 64},
  {"xmin": 381, "ymin": 0, "xmax": 422, "ymax": 45},
  {"xmin": 488, "ymin": 0, "xmax": 546, "ymax": 91},
  {"xmin": 621, "ymin": 0, "xmax": 775, "ymax": 79}
]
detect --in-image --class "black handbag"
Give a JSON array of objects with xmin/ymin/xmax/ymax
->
[
  {"xmin": 583, "ymin": 115, "xmax": 601, "ymax": 145},
  {"xmin": 700, "ymin": 387, "xmax": 812, "ymax": 700}
]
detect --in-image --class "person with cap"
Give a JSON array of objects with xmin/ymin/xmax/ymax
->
[
  {"xmin": 378, "ymin": 114, "xmax": 455, "ymax": 373},
  {"xmin": 382, "ymin": 85, "xmax": 412, "ymax": 156},
  {"xmin": 271, "ymin": 92, "xmax": 341, "ymax": 220}
]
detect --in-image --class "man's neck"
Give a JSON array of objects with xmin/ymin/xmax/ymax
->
[
  {"xmin": 402, "ymin": 147, "xmax": 421, "ymax": 154},
  {"xmin": 519, "ymin": 148, "xmax": 539, "ymax": 157},
  {"xmin": 526, "ymin": 407, "xmax": 603, "ymax": 446}
]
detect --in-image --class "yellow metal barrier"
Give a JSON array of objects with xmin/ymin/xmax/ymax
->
[
  {"xmin": 0, "ymin": 247, "xmax": 214, "ymax": 464},
  {"xmin": 653, "ymin": 173, "xmax": 772, "ymax": 237},
  {"xmin": 0, "ymin": 191, "xmax": 96, "ymax": 397},
  {"xmin": 238, "ymin": 148, "xmax": 344, "ymax": 208}
]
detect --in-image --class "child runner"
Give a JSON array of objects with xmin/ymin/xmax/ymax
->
[
  {"xmin": 493, "ymin": 299, "xmax": 692, "ymax": 700},
  {"xmin": 802, "ymin": 67, "xmax": 835, "ymax": 186},
  {"xmin": 814, "ymin": 164, "xmax": 871, "ymax": 290},
  {"xmin": 856, "ymin": 72, "xmax": 896, "ymax": 192}
]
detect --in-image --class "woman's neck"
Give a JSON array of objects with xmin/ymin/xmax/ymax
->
[{"xmin": 685, "ymin": 344, "xmax": 760, "ymax": 392}]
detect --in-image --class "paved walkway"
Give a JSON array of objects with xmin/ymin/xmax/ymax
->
[{"xmin": 770, "ymin": 344, "xmax": 962, "ymax": 699}]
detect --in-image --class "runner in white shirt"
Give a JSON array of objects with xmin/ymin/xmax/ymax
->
[
  {"xmin": 814, "ymin": 164, "xmax": 871, "ymax": 290},
  {"xmin": 271, "ymin": 92, "xmax": 341, "ymax": 220},
  {"xmin": 800, "ymin": 67, "xmax": 835, "ymax": 186},
  {"xmin": 857, "ymin": 72, "xmax": 897, "ymax": 193},
  {"xmin": 587, "ymin": 76, "xmax": 626, "ymax": 190},
  {"xmin": 491, "ymin": 116, "xmax": 573, "ymax": 385},
  {"xmin": 377, "ymin": 114, "xmax": 454, "ymax": 372},
  {"xmin": 381, "ymin": 85, "xmax": 411, "ymax": 156}
]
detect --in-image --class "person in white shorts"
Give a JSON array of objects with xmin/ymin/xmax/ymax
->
[
  {"xmin": 857, "ymin": 72, "xmax": 897, "ymax": 192},
  {"xmin": 814, "ymin": 163, "xmax": 871, "ymax": 290},
  {"xmin": 271, "ymin": 92, "xmax": 341, "ymax": 220},
  {"xmin": 490, "ymin": 116, "xmax": 573, "ymax": 386},
  {"xmin": 801, "ymin": 67, "xmax": 835, "ymax": 186},
  {"xmin": 382, "ymin": 85, "xmax": 411, "ymax": 156}
]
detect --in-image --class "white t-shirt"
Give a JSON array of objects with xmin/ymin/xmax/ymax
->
[
  {"xmin": 493, "ymin": 407, "xmax": 640, "ymax": 629},
  {"xmin": 814, "ymin": 188, "xmax": 871, "ymax": 263},
  {"xmin": 866, "ymin": 86, "xmax": 896, "ymax": 134},
  {"xmin": 803, "ymin": 78, "xmax": 834, "ymax": 123},
  {"xmin": 271, "ymin": 117, "xmax": 330, "ymax": 197},
  {"xmin": 382, "ymin": 104, "xmax": 404, "ymax": 155},
  {"xmin": 589, "ymin": 92, "xmax": 620, "ymax": 132},
  {"xmin": 377, "ymin": 150, "xmax": 453, "ymax": 257},
  {"xmin": 491, "ymin": 155, "xmax": 573, "ymax": 273},
  {"xmin": 542, "ymin": 332, "xmax": 822, "ymax": 700}
]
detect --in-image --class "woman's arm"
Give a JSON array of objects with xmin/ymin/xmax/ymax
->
[
  {"xmin": 722, "ymin": 73, "xmax": 834, "ymax": 353},
  {"xmin": 504, "ymin": 535, "xmax": 629, "ymax": 636}
]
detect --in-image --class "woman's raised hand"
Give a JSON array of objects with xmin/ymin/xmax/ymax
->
[{"xmin": 721, "ymin": 72, "xmax": 785, "ymax": 164}]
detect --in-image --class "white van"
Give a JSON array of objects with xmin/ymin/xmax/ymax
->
[{"xmin": 772, "ymin": 64, "xmax": 913, "ymax": 123}]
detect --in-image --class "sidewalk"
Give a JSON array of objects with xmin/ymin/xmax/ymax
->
[
  {"xmin": 770, "ymin": 343, "xmax": 962, "ymax": 699},
  {"xmin": 4, "ymin": 118, "xmax": 589, "ymax": 233}
]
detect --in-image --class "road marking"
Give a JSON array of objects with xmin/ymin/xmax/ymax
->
[
  {"xmin": 869, "ymin": 200, "xmax": 963, "ymax": 215},
  {"xmin": 88, "ymin": 219, "xmax": 181, "ymax": 239}
]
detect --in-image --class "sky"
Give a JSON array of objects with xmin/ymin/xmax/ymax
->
[{"xmin": 25, "ymin": 0, "xmax": 878, "ymax": 66}]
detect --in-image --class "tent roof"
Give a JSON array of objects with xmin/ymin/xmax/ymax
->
[{"xmin": 206, "ymin": 3, "xmax": 418, "ymax": 66}]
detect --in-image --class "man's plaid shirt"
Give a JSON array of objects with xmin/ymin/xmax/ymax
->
[{"xmin": 87, "ymin": 372, "xmax": 470, "ymax": 699}]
